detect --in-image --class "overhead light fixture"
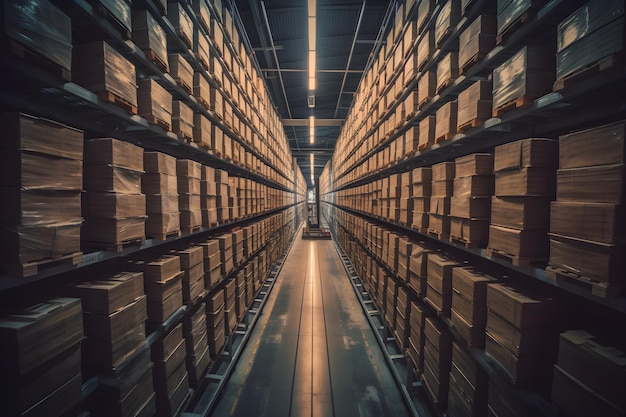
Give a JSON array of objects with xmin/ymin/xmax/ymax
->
[
  {"xmin": 310, "ymin": 152, "xmax": 315, "ymax": 182},
  {"xmin": 308, "ymin": 0, "xmax": 316, "ymax": 93},
  {"xmin": 307, "ymin": 91, "xmax": 315, "ymax": 108},
  {"xmin": 309, "ymin": 115, "xmax": 314, "ymax": 144}
]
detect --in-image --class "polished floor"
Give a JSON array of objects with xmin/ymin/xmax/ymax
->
[{"xmin": 211, "ymin": 235, "xmax": 410, "ymax": 417}]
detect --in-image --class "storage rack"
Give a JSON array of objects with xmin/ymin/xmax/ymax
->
[
  {"xmin": 0, "ymin": 0, "xmax": 308, "ymax": 416},
  {"xmin": 320, "ymin": 0, "xmax": 626, "ymax": 415}
]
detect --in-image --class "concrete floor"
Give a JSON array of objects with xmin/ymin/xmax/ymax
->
[{"xmin": 211, "ymin": 235, "xmax": 411, "ymax": 417}]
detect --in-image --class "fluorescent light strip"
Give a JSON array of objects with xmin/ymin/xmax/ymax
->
[
  {"xmin": 308, "ymin": 0, "xmax": 316, "ymax": 92},
  {"xmin": 309, "ymin": 116, "xmax": 314, "ymax": 144}
]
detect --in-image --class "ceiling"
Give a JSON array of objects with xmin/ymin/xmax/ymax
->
[{"xmin": 231, "ymin": 0, "xmax": 393, "ymax": 187}]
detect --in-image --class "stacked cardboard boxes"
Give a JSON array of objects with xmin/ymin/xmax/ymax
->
[
  {"xmin": 141, "ymin": 255, "xmax": 184, "ymax": 325},
  {"xmin": 485, "ymin": 283, "xmax": 560, "ymax": 391},
  {"xmin": 548, "ymin": 121, "xmax": 625, "ymax": 294},
  {"xmin": 83, "ymin": 138, "xmax": 146, "ymax": 248},
  {"xmin": 177, "ymin": 246, "xmax": 205, "ymax": 305},
  {"xmin": 448, "ymin": 342, "xmax": 488, "ymax": 417},
  {"xmin": 172, "ymin": 100, "xmax": 194, "ymax": 141},
  {"xmin": 488, "ymin": 138, "xmax": 557, "ymax": 265},
  {"xmin": 216, "ymin": 169, "xmax": 231, "ymax": 223},
  {"xmin": 143, "ymin": 152, "xmax": 180, "ymax": 240},
  {"xmin": 451, "ymin": 267, "xmax": 496, "ymax": 347},
  {"xmin": 0, "ymin": 113, "xmax": 83, "ymax": 275},
  {"xmin": 551, "ymin": 330, "xmax": 626, "ymax": 417},
  {"xmin": 457, "ymin": 79, "xmax": 492, "ymax": 132},
  {"xmin": 0, "ymin": 298, "xmax": 83, "ymax": 417},
  {"xmin": 408, "ymin": 300, "xmax": 432, "ymax": 374},
  {"xmin": 177, "ymin": 160, "xmax": 202, "ymax": 233},
  {"xmin": 425, "ymin": 254, "xmax": 461, "ymax": 317},
  {"xmin": 183, "ymin": 303, "xmax": 210, "ymax": 388},
  {"xmin": 224, "ymin": 279, "xmax": 237, "ymax": 336},
  {"xmin": 423, "ymin": 317, "xmax": 453, "ymax": 410},
  {"xmin": 201, "ymin": 166, "xmax": 218, "ymax": 227},
  {"xmin": 458, "ymin": 14, "xmax": 496, "ymax": 75},
  {"xmin": 75, "ymin": 272, "xmax": 154, "ymax": 417},
  {"xmin": 450, "ymin": 153, "xmax": 493, "ymax": 247},
  {"xmin": 411, "ymin": 167, "xmax": 432, "ymax": 232},
  {"xmin": 152, "ymin": 324, "xmax": 189, "ymax": 417},
  {"xmin": 408, "ymin": 244, "xmax": 431, "ymax": 297},
  {"xmin": 132, "ymin": 10, "xmax": 169, "ymax": 72},
  {"xmin": 199, "ymin": 239, "xmax": 222, "ymax": 290},
  {"xmin": 428, "ymin": 162, "xmax": 455, "ymax": 238},
  {"xmin": 137, "ymin": 79, "xmax": 173, "ymax": 130},
  {"xmin": 206, "ymin": 290, "xmax": 226, "ymax": 357}
]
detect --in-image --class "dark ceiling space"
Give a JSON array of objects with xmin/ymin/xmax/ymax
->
[{"xmin": 232, "ymin": 0, "xmax": 393, "ymax": 187}]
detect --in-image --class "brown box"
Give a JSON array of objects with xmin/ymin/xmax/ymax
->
[
  {"xmin": 0, "ymin": 222, "xmax": 82, "ymax": 265},
  {"xmin": 556, "ymin": 164, "xmax": 625, "ymax": 204},
  {"xmin": 436, "ymin": 51, "xmax": 459, "ymax": 93},
  {"xmin": 83, "ymin": 295, "xmax": 147, "ymax": 342},
  {"xmin": 86, "ymin": 138, "xmax": 144, "ymax": 172},
  {"xmin": 550, "ymin": 202, "xmax": 625, "ymax": 244},
  {"xmin": 0, "ymin": 151, "xmax": 83, "ymax": 191},
  {"xmin": 0, "ymin": 298, "xmax": 83, "ymax": 376},
  {"xmin": 450, "ymin": 196, "xmax": 490, "ymax": 219},
  {"xmin": 428, "ymin": 213, "xmax": 451, "ymax": 235},
  {"xmin": 167, "ymin": 2, "xmax": 193, "ymax": 47},
  {"xmin": 455, "ymin": 153, "xmax": 493, "ymax": 178},
  {"xmin": 144, "ymin": 152, "xmax": 177, "ymax": 175},
  {"xmin": 137, "ymin": 79, "xmax": 172, "ymax": 128},
  {"xmin": 435, "ymin": 100, "xmax": 458, "ymax": 141},
  {"xmin": 169, "ymin": 54, "xmax": 193, "ymax": 93},
  {"xmin": 143, "ymin": 255, "xmax": 181, "ymax": 282},
  {"xmin": 146, "ymin": 193, "xmax": 179, "ymax": 214},
  {"xmin": 431, "ymin": 196, "xmax": 451, "ymax": 215},
  {"xmin": 432, "ymin": 180, "xmax": 454, "ymax": 197},
  {"xmin": 417, "ymin": 29, "xmax": 434, "ymax": 70},
  {"xmin": 459, "ymin": 15, "xmax": 496, "ymax": 72},
  {"xmin": 486, "ymin": 283, "xmax": 556, "ymax": 329},
  {"xmin": 142, "ymin": 174, "xmax": 178, "ymax": 196},
  {"xmin": 494, "ymin": 138, "xmax": 557, "ymax": 172},
  {"xmin": 450, "ymin": 217, "xmax": 489, "ymax": 244},
  {"xmin": 172, "ymin": 100, "xmax": 194, "ymax": 139},
  {"xmin": 435, "ymin": 0, "xmax": 460, "ymax": 46},
  {"xmin": 452, "ymin": 267, "xmax": 495, "ymax": 327},
  {"xmin": 491, "ymin": 196, "xmax": 550, "ymax": 229},
  {"xmin": 0, "ymin": 113, "xmax": 83, "ymax": 160},
  {"xmin": 84, "ymin": 165, "xmax": 143, "ymax": 194},
  {"xmin": 418, "ymin": 71, "xmax": 436, "ymax": 107},
  {"xmin": 488, "ymin": 225, "xmax": 549, "ymax": 258},
  {"xmin": 426, "ymin": 254, "xmax": 460, "ymax": 314},
  {"xmin": 454, "ymin": 175, "xmax": 493, "ymax": 197},
  {"xmin": 132, "ymin": 10, "xmax": 168, "ymax": 72},
  {"xmin": 74, "ymin": 272, "xmax": 144, "ymax": 315},
  {"xmin": 495, "ymin": 167, "xmax": 555, "ymax": 197},
  {"xmin": 83, "ymin": 217, "xmax": 145, "ymax": 244},
  {"xmin": 193, "ymin": 114, "xmax": 212, "ymax": 147},
  {"xmin": 412, "ymin": 167, "xmax": 433, "ymax": 184},
  {"xmin": 83, "ymin": 192, "xmax": 145, "ymax": 218},
  {"xmin": 559, "ymin": 121, "xmax": 625, "ymax": 169},
  {"xmin": 549, "ymin": 233, "xmax": 624, "ymax": 283},
  {"xmin": 457, "ymin": 79, "xmax": 493, "ymax": 131},
  {"xmin": 176, "ymin": 159, "xmax": 201, "ymax": 179},
  {"xmin": 1, "ymin": 189, "xmax": 81, "ymax": 225},
  {"xmin": 73, "ymin": 41, "xmax": 137, "ymax": 107},
  {"xmin": 433, "ymin": 161, "xmax": 456, "ymax": 181},
  {"xmin": 492, "ymin": 46, "xmax": 554, "ymax": 113}
]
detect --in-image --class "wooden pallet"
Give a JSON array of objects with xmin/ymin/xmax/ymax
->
[
  {"xmin": 545, "ymin": 266, "xmax": 625, "ymax": 298},
  {"xmin": 418, "ymin": 142, "xmax": 433, "ymax": 151},
  {"xmin": 149, "ymin": 230, "xmax": 182, "ymax": 241},
  {"xmin": 457, "ymin": 117, "xmax": 487, "ymax": 132},
  {"xmin": 143, "ymin": 115, "xmax": 171, "ymax": 131},
  {"xmin": 436, "ymin": 77, "xmax": 456, "ymax": 94},
  {"xmin": 83, "ymin": 237, "xmax": 145, "ymax": 253},
  {"xmin": 97, "ymin": 90, "xmax": 138, "ymax": 114},
  {"xmin": 418, "ymin": 96, "xmax": 433, "ymax": 110},
  {"xmin": 496, "ymin": 9, "xmax": 536, "ymax": 46},
  {"xmin": 174, "ymin": 129, "xmax": 193, "ymax": 142},
  {"xmin": 143, "ymin": 49, "xmax": 168, "ymax": 73},
  {"xmin": 6, "ymin": 40, "xmax": 71, "ymax": 82},
  {"xmin": 492, "ymin": 95, "xmax": 534, "ymax": 118},
  {"xmin": 427, "ymin": 229, "xmax": 449, "ymax": 241},
  {"xmin": 460, "ymin": 52, "xmax": 487, "ymax": 75},
  {"xmin": 553, "ymin": 53, "xmax": 625, "ymax": 92},
  {"xmin": 1, "ymin": 252, "xmax": 83, "ymax": 278},
  {"xmin": 435, "ymin": 132, "xmax": 455, "ymax": 143},
  {"xmin": 486, "ymin": 247, "xmax": 546, "ymax": 267},
  {"xmin": 173, "ymin": 77, "xmax": 192, "ymax": 95},
  {"xmin": 450, "ymin": 236, "xmax": 486, "ymax": 249},
  {"xmin": 181, "ymin": 226, "xmax": 202, "ymax": 235}
]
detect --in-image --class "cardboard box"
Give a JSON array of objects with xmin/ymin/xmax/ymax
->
[
  {"xmin": 132, "ymin": 10, "xmax": 168, "ymax": 72},
  {"xmin": 557, "ymin": 164, "xmax": 625, "ymax": 204},
  {"xmin": 86, "ymin": 138, "xmax": 144, "ymax": 172},
  {"xmin": 435, "ymin": 100, "xmax": 458, "ymax": 140},
  {"xmin": 1, "ymin": 188, "xmax": 81, "ymax": 225},
  {"xmin": 418, "ymin": 71, "xmax": 436, "ymax": 107},
  {"xmin": 488, "ymin": 225, "xmax": 549, "ymax": 258},
  {"xmin": 74, "ymin": 272, "xmax": 144, "ymax": 314},
  {"xmin": 459, "ymin": 14, "xmax": 496, "ymax": 72},
  {"xmin": 417, "ymin": 30, "xmax": 434, "ymax": 70},
  {"xmin": 450, "ymin": 217, "xmax": 489, "ymax": 244},
  {"xmin": 494, "ymin": 138, "xmax": 557, "ymax": 172},
  {"xmin": 144, "ymin": 152, "xmax": 177, "ymax": 175},
  {"xmin": 550, "ymin": 201, "xmax": 625, "ymax": 244},
  {"xmin": 435, "ymin": 0, "xmax": 460, "ymax": 46},
  {"xmin": 0, "ymin": 222, "xmax": 82, "ymax": 265},
  {"xmin": 83, "ymin": 192, "xmax": 145, "ymax": 218},
  {"xmin": 495, "ymin": 167, "xmax": 555, "ymax": 197},
  {"xmin": 558, "ymin": 121, "xmax": 625, "ymax": 169},
  {"xmin": 84, "ymin": 165, "xmax": 143, "ymax": 194},
  {"xmin": 0, "ymin": 151, "xmax": 83, "ymax": 191},
  {"xmin": 454, "ymin": 175, "xmax": 493, "ymax": 197},
  {"xmin": 450, "ymin": 196, "xmax": 491, "ymax": 219},
  {"xmin": 437, "ymin": 51, "xmax": 459, "ymax": 93},
  {"xmin": 491, "ymin": 196, "xmax": 550, "ymax": 229}
]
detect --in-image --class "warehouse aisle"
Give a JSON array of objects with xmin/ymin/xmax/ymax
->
[{"xmin": 211, "ymin": 234, "xmax": 410, "ymax": 417}]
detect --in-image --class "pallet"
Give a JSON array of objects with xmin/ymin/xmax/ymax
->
[
  {"xmin": 149, "ymin": 230, "xmax": 182, "ymax": 241},
  {"xmin": 492, "ymin": 95, "xmax": 534, "ymax": 118},
  {"xmin": 418, "ymin": 142, "xmax": 433, "ymax": 151},
  {"xmin": 174, "ymin": 129, "xmax": 193, "ymax": 142},
  {"xmin": 545, "ymin": 266, "xmax": 625, "ymax": 298},
  {"xmin": 6, "ymin": 40, "xmax": 71, "ymax": 82},
  {"xmin": 173, "ymin": 77, "xmax": 192, "ymax": 95},
  {"xmin": 435, "ymin": 132, "xmax": 455, "ymax": 143},
  {"xmin": 196, "ymin": 97, "xmax": 210, "ymax": 111},
  {"xmin": 1, "ymin": 252, "xmax": 83, "ymax": 278},
  {"xmin": 427, "ymin": 229, "xmax": 449, "ymax": 241},
  {"xmin": 83, "ymin": 237, "xmax": 145, "ymax": 253},
  {"xmin": 496, "ymin": 9, "xmax": 535, "ymax": 45},
  {"xmin": 436, "ymin": 77, "xmax": 456, "ymax": 94},
  {"xmin": 418, "ymin": 97, "xmax": 433, "ymax": 110},
  {"xmin": 486, "ymin": 247, "xmax": 546, "ymax": 267},
  {"xmin": 97, "ymin": 90, "xmax": 138, "ymax": 114},
  {"xmin": 553, "ymin": 53, "xmax": 625, "ymax": 92},
  {"xmin": 460, "ymin": 52, "xmax": 486, "ymax": 75},
  {"xmin": 143, "ymin": 49, "xmax": 168, "ymax": 73},
  {"xmin": 143, "ymin": 115, "xmax": 171, "ymax": 131},
  {"xmin": 450, "ymin": 236, "xmax": 486, "ymax": 249},
  {"xmin": 457, "ymin": 117, "xmax": 486, "ymax": 132},
  {"xmin": 181, "ymin": 226, "xmax": 202, "ymax": 235}
]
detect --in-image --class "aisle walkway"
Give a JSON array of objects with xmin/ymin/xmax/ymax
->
[{"xmin": 211, "ymin": 235, "xmax": 410, "ymax": 417}]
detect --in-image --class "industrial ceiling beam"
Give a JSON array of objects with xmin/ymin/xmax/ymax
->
[
  {"xmin": 282, "ymin": 118, "xmax": 344, "ymax": 127},
  {"xmin": 260, "ymin": 68, "xmax": 363, "ymax": 73}
]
